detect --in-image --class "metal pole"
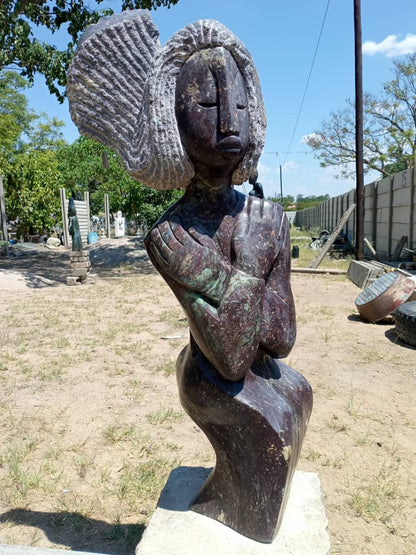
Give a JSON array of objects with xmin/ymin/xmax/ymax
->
[
  {"xmin": 0, "ymin": 176, "xmax": 9, "ymax": 255},
  {"xmin": 354, "ymin": 0, "xmax": 364, "ymax": 260},
  {"xmin": 279, "ymin": 165, "xmax": 284, "ymax": 205},
  {"xmin": 60, "ymin": 188, "xmax": 70, "ymax": 247},
  {"xmin": 104, "ymin": 194, "xmax": 111, "ymax": 238}
]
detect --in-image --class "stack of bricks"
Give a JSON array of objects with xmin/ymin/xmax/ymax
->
[{"xmin": 67, "ymin": 250, "xmax": 94, "ymax": 285}]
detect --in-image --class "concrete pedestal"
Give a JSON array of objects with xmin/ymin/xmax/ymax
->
[{"xmin": 136, "ymin": 468, "xmax": 330, "ymax": 555}]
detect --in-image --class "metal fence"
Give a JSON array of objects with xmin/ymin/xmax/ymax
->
[{"xmin": 294, "ymin": 168, "xmax": 416, "ymax": 258}]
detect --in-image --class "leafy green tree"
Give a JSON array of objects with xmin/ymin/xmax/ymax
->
[
  {"xmin": 1, "ymin": 70, "xmax": 66, "ymax": 235},
  {"xmin": 304, "ymin": 54, "xmax": 416, "ymax": 179},
  {"xmin": 295, "ymin": 194, "xmax": 329, "ymax": 211},
  {"xmin": 57, "ymin": 136, "xmax": 182, "ymax": 228},
  {"xmin": 267, "ymin": 195, "xmax": 297, "ymax": 211},
  {"xmin": 6, "ymin": 149, "xmax": 62, "ymax": 236},
  {"xmin": 1, "ymin": 0, "xmax": 180, "ymax": 102},
  {"xmin": 282, "ymin": 195, "xmax": 296, "ymax": 211},
  {"xmin": 0, "ymin": 70, "xmax": 35, "ymax": 174}
]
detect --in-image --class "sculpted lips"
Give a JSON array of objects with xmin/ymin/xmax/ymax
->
[{"xmin": 217, "ymin": 136, "xmax": 242, "ymax": 152}]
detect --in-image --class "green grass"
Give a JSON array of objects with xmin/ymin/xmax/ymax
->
[
  {"xmin": 103, "ymin": 425, "xmax": 136, "ymax": 445},
  {"xmin": 157, "ymin": 356, "xmax": 176, "ymax": 376},
  {"xmin": 350, "ymin": 467, "xmax": 406, "ymax": 530},
  {"xmin": 290, "ymin": 227, "xmax": 353, "ymax": 270},
  {"xmin": 146, "ymin": 407, "xmax": 184, "ymax": 425}
]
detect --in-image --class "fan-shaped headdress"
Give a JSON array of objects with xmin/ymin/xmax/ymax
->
[{"xmin": 67, "ymin": 10, "xmax": 266, "ymax": 190}]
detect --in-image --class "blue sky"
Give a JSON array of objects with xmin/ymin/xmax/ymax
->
[{"xmin": 24, "ymin": 0, "xmax": 416, "ymax": 200}]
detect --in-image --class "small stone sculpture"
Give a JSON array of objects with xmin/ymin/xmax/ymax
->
[
  {"xmin": 67, "ymin": 11, "xmax": 312, "ymax": 543},
  {"xmin": 68, "ymin": 197, "xmax": 82, "ymax": 251},
  {"xmin": 114, "ymin": 211, "xmax": 125, "ymax": 238},
  {"xmin": 248, "ymin": 169, "xmax": 264, "ymax": 199}
]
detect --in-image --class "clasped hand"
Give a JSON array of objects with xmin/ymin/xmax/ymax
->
[{"xmin": 148, "ymin": 220, "xmax": 231, "ymax": 304}]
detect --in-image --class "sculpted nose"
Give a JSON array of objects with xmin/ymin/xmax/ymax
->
[{"xmin": 219, "ymin": 92, "xmax": 239, "ymax": 136}]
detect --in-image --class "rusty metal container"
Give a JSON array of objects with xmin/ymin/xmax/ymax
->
[{"xmin": 355, "ymin": 271, "xmax": 415, "ymax": 322}]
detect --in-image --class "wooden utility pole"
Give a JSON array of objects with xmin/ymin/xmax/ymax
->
[
  {"xmin": 354, "ymin": 0, "xmax": 364, "ymax": 260},
  {"xmin": 309, "ymin": 204, "xmax": 356, "ymax": 269}
]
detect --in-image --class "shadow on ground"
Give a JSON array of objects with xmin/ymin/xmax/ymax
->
[
  {"xmin": 385, "ymin": 328, "xmax": 416, "ymax": 350},
  {"xmin": 87, "ymin": 237, "xmax": 156, "ymax": 277},
  {"xmin": 0, "ymin": 509, "xmax": 145, "ymax": 554},
  {"xmin": 347, "ymin": 313, "xmax": 395, "ymax": 325},
  {"xmin": 0, "ymin": 249, "xmax": 70, "ymax": 288},
  {"xmin": 0, "ymin": 236, "xmax": 156, "ymax": 287}
]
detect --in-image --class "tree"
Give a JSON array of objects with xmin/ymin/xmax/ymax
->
[
  {"xmin": 0, "ymin": 70, "xmax": 35, "ymax": 174},
  {"xmin": 304, "ymin": 54, "xmax": 416, "ymax": 179},
  {"xmin": 57, "ymin": 136, "xmax": 182, "ymax": 228},
  {"xmin": 295, "ymin": 194, "xmax": 329, "ymax": 211},
  {"xmin": 0, "ymin": 69, "xmax": 66, "ymax": 235},
  {"xmin": 0, "ymin": 70, "xmax": 65, "ymax": 164},
  {"xmin": 267, "ymin": 194, "xmax": 296, "ymax": 210},
  {"xmin": 1, "ymin": 0, "xmax": 180, "ymax": 102},
  {"xmin": 6, "ymin": 149, "xmax": 63, "ymax": 236}
]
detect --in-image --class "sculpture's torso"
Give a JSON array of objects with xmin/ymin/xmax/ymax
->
[{"xmin": 146, "ymin": 190, "xmax": 296, "ymax": 382}]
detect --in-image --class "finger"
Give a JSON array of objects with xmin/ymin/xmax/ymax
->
[
  {"xmin": 261, "ymin": 199, "xmax": 274, "ymax": 222},
  {"xmin": 249, "ymin": 196, "xmax": 262, "ymax": 220},
  {"xmin": 169, "ymin": 221, "xmax": 197, "ymax": 249},
  {"xmin": 149, "ymin": 227, "xmax": 172, "ymax": 263},
  {"xmin": 188, "ymin": 226, "xmax": 215, "ymax": 248},
  {"xmin": 157, "ymin": 220, "xmax": 182, "ymax": 251},
  {"xmin": 149, "ymin": 240, "xmax": 169, "ymax": 266},
  {"xmin": 234, "ymin": 210, "xmax": 249, "ymax": 239}
]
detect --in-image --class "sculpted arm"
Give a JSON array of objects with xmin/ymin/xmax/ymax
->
[
  {"xmin": 145, "ymin": 221, "xmax": 265, "ymax": 381},
  {"xmin": 232, "ymin": 199, "xmax": 296, "ymax": 358},
  {"xmin": 146, "ymin": 206, "xmax": 295, "ymax": 380},
  {"xmin": 259, "ymin": 215, "xmax": 296, "ymax": 358}
]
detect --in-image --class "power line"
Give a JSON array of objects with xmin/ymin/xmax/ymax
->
[{"xmin": 283, "ymin": 0, "xmax": 331, "ymax": 164}]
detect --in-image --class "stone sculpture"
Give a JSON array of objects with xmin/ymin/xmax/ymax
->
[
  {"xmin": 67, "ymin": 11, "xmax": 312, "ymax": 543},
  {"xmin": 248, "ymin": 169, "xmax": 264, "ymax": 199},
  {"xmin": 114, "ymin": 211, "xmax": 125, "ymax": 238},
  {"xmin": 68, "ymin": 197, "xmax": 82, "ymax": 251}
]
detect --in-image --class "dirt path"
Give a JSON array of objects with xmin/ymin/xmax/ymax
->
[{"xmin": 0, "ymin": 238, "xmax": 415, "ymax": 554}]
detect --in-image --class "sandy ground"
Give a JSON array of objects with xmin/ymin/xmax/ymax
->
[{"xmin": 0, "ymin": 237, "xmax": 415, "ymax": 554}]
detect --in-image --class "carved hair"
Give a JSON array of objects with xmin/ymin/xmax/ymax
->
[{"xmin": 67, "ymin": 11, "xmax": 266, "ymax": 190}]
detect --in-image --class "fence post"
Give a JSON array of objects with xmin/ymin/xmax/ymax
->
[
  {"xmin": 409, "ymin": 168, "xmax": 415, "ymax": 251},
  {"xmin": 372, "ymin": 181, "xmax": 378, "ymax": 252},
  {"xmin": 60, "ymin": 188, "xmax": 69, "ymax": 247},
  {"xmin": 104, "ymin": 194, "xmax": 111, "ymax": 238},
  {"xmin": 388, "ymin": 176, "xmax": 394, "ymax": 258},
  {"xmin": 84, "ymin": 191, "xmax": 91, "ymax": 233}
]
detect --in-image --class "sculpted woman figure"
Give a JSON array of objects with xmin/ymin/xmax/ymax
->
[{"xmin": 67, "ymin": 11, "xmax": 312, "ymax": 543}]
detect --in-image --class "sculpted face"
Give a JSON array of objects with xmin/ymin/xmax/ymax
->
[{"xmin": 175, "ymin": 47, "xmax": 249, "ymax": 179}]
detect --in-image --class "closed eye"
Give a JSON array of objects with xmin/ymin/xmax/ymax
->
[{"xmin": 198, "ymin": 101, "xmax": 217, "ymax": 108}]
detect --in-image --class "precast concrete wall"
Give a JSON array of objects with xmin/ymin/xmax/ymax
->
[{"xmin": 294, "ymin": 168, "xmax": 415, "ymax": 258}]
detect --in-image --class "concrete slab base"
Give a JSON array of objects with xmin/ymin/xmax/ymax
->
[
  {"xmin": 347, "ymin": 259, "xmax": 389, "ymax": 289},
  {"xmin": 136, "ymin": 467, "xmax": 330, "ymax": 555}
]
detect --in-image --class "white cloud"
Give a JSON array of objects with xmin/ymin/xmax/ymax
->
[
  {"xmin": 257, "ymin": 160, "xmax": 274, "ymax": 176},
  {"xmin": 301, "ymin": 132, "xmax": 317, "ymax": 143},
  {"xmin": 282, "ymin": 160, "xmax": 299, "ymax": 173},
  {"xmin": 363, "ymin": 34, "xmax": 416, "ymax": 57}
]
